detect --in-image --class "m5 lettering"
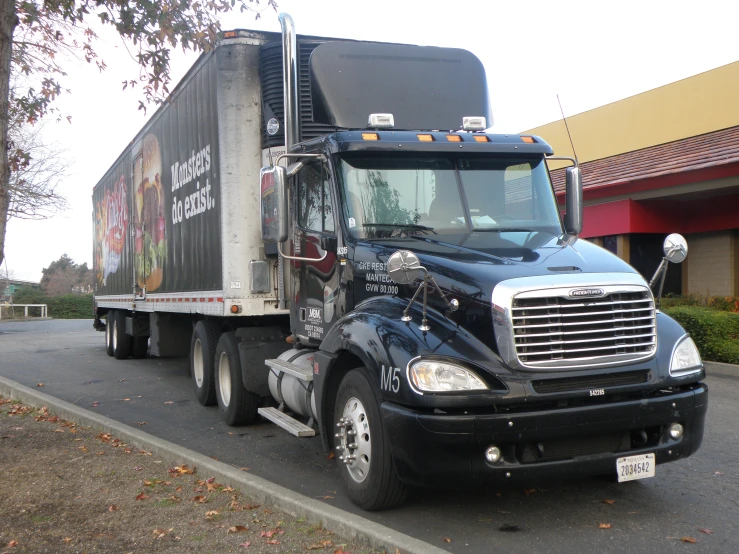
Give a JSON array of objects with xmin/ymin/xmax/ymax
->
[{"xmin": 381, "ymin": 365, "xmax": 400, "ymax": 393}]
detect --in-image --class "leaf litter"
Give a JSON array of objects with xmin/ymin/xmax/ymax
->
[{"xmin": 0, "ymin": 395, "xmax": 381, "ymax": 553}]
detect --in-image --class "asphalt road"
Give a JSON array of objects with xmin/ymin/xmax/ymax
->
[{"xmin": 1, "ymin": 319, "xmax": 737, "ymax": 553}]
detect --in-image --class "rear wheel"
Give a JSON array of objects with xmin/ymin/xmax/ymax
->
[
  {"xmin": 104, "ymin": 313, "xmax": 114, "ymax": 356},
  {"xmin": 214, "ymin": 332, "xmax": 259, "ymax": 425},
  {"xmin": 190, "ymin": 320, "xmax": 219, "ymax": 406},
  {"xmin": 112, "ymin": 311, "xmax": 131, "ymax": 360},
  {"xmin": 334, "ymin": 369, "xmax": 408, "ymax": 510}
]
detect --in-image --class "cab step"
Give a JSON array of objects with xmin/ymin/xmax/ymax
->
[
  {"xmin": 257, "ymin": 407, "xmax": 315, "ymax": 437},
  {"xmin": 265, "ymin": 358, "xmax": 313, "ymax": 382}
]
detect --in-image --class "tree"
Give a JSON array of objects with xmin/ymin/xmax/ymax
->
[
  {"xmin": 41, "ymin": 253, "xmax": 93, "ymax": 296},
  {"xmin": 0, "ymin": 0, "xmax": 277, "ymax": 268}
]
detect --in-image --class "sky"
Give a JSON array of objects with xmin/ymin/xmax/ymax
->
[{"xmin": 6, "ymin": 0, "xmax": 739, "ymax": 281}]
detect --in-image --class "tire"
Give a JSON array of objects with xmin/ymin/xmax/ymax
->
[
  {"xmin": 190, "ymin": 320, "xmax": 219, "ymax": 406},
  {"xmin": 104, "ymin": 312, "xmax": 114, "ymax": 357},
  {"xmin": 214, "ymin": 332, "xmax": 259, "ymax": 425},
  {"xmin": 131, "ymin": 336, "xmax": 149, "ymax": 359},
  {"xmin": 112, "ymin": 311, "xmax": 131, "ymax": 360},
  {"xmin": 334, "ymin": 369, "xmax": 408, "ymax": 510}
]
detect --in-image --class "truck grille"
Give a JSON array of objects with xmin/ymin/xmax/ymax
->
[{"xmin": 512, "ymin": 291, "xmax": 656, "ymax": 368}]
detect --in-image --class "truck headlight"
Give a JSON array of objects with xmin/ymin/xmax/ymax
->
[
  {"xmin": 669, "ymin": 335, "xmax": 702, "ymax": 376},
  {"xmin": 408, "ymin": 360, "xmax": 488, "ymax": 392}
]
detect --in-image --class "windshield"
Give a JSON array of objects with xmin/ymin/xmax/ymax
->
[{"xmin": 338, "ymin": 155, "xmax": 562, "ymax": 239}]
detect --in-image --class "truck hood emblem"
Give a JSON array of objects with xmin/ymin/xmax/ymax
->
[{"xmin": 569, "ymin": 288, "xmax": 605, "ymax": 298}]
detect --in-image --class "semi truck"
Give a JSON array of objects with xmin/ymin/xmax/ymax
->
[{"xmin": 92, "ymin": 13, "xmax": 708, "ymax": 510}]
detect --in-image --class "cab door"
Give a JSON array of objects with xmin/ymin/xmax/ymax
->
[{"xmin": 291, "ymin": 159, "xmax": 341, "ymax": 345}]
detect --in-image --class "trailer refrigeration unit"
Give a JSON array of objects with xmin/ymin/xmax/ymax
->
[{"xmin": 93, "ymin": 13, "xmax": 708, "ymax": 510}]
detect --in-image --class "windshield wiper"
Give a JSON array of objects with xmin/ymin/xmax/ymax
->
[
  {"xmin": 473, "ymin": 227, "xmax": 532, "ymax": 233},
  {"xmin": 362, "ymin": 223, "xmax": 436, "ymax": 234}
]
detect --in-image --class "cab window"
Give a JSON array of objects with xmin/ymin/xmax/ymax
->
[{"xmin": 297, "ymin": 162, "xmax": 334, "ymax": 234}]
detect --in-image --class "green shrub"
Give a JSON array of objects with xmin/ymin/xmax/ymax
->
[
  {"xmin": 660, "ymin": 293, "xmax": 739, "ymax": 313},
  {"xmin": 47, "ymin": 294, "xmax": 94, "ymax": 319},
  {"xmin": 11, "ymin": 287, "xmax": 47, "ymax": 304},
  {"xmin": 663, "ymin": 306, "xmax": 739, "ymax": 364}
]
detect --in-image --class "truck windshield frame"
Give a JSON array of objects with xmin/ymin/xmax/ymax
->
[{"xmin": 337, "ymin": 154, "xmax": 563, "ymax": 240}]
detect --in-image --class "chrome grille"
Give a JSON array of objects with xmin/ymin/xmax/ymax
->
[{"xmin": 512, "ymin": 291, "xmax": 656, "ymax": 367}]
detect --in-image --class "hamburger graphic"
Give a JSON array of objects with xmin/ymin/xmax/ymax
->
[{"xmin": 134, "ymin": 134, "xmax": 166, "ymax": 291}]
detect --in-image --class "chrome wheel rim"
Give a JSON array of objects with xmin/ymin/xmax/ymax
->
[
  {"xmin": 336, "ymin": 396, "xmax": 371, "ymax": 483},
  {"xmin": 105, "ymin": 321, "xmax": 111, "ymax": 349},
  {"xmin": 193, "ymin": 338, "xmax": 204, "ymax": 388},
  {"xmin": 218, "ymin": 352, "xmax": 231, "ymax": 407},
  {"xmin": 112, "ymin": 319, "xmax": 118, "ymax": 351}
]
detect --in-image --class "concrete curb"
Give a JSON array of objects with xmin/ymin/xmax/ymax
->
[
  {"xmin": 0, "ymin": 375, "xmax": 448, "ymax": 554},
  {"xmin": 704, "ymin": 361, "xmax": 739, "ymax": 378}
]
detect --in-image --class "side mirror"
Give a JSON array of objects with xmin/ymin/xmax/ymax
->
[
  {"xmin": 563, "ymin": 166, "xmax": 583, "ymax": 235},
  {"xmin": 387, "ymin": 250, "xmax": 423, "ymax": 284},
  {"xmin": 663, "ymin": 233, "xmax": 688, "ymax": 263},
  {"xmin": 260, "ymin": 166, "xmax": 288, "ymax": 243}
]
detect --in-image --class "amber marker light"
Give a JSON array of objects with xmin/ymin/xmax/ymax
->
[
  {"xmin": 473, "ymin": 135, "xmax": 490, "ymax": 142},
  {"xmin": 521, "ymin": 136, "xmax": 536, "ymax": 143},
  {"xmin": 417, "ymin": 134, "xmax": 435, "ymax": 142},
  {"xmin": 230, "ymin": 305, "xmax": 242, "ymax": 314},
  {"xmin": 223, "ymin": 31, "xmax": 237, "ymax": 38},
  {"xmin": 446, "ymin": 134, "xmax": 462, "ymax": 142},
  {"xmin": 362, "ymin": 132, "xmax": 380, "ymax": 140}
]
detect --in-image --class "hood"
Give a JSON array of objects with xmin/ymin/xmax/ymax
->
[{"xmin": 352, "ymin": 231, "xmax": 640, "ymax": 306}]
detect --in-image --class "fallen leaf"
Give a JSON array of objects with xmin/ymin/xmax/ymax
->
[
  {"xmin": 164, "ymin": 401, "xmax": 174, "ymax": 405},
  {"xmin": 266, "ymin": 539, "xmax": 281, "ymax": 545},
  {"xmin": 135, "ymin": 493, "xmax": 149, "ymax": 501},
  {"xmin": 306, "ymin": 540, "xmax": 334, "ymax": 550},
  {"xmin": 205, "ymin": 510, "xmax": 220, "ymax": 520},
  {"xmin": 699, "ymin": 528, "xmax": 713, "ymax": 535},
  {"xmin": 602, "ymin": 499, "xmax": 616, "ymax": 505},
  {"xmin": 443, "ymin": 537, "xmax": 452, "ymax": 543},
  {"xmin": 327, "ymin": 452, "xmax": 335, "ymax": 460},
  {"xmin": 79, "ymin": 446, "xmax": 88, "ymax": 453},
  {"xmin": 599, "ymin": 523, "xmax": 612, "ymax": 529},
  {"xmin": 62, "ymin": 537, "xmax": 73, "ymax": 543},
  {"xmin": 260, "ymin": 529, "xmax": 284, "ymax": 538},
  {"xmin": 317, "ymin": 495, "xmax": 334, "ymax": 500},
  {"xmin": 91, "ymin": 402, "xmax": 99, "ymax": 407},
  {"xmin": 681, "ymin": 537, "xmax": 697, "ymax": 544},
  {"xmin": 240, "ymin": 542, "xmax": 251, "ymax": 548},
  {"xmin": 136, "ymin": 422, "xmax": 147, "ymax": 426},
  {"xmin": 243, "ymin": 503, "xmax": 261, "ymax": 510},
  {"xmin": 714, "ymin": 471, "xmax": 723, "ymax": 476},
  {"xmin": 191, "ymin": 495, "xmax": 208, "ymax": 503},
  {"xmin": 228, "ymin": 525, "xmax": 249, "ymax": 534},
  {"xmin": 523, "ymin": 489, "xmax": 537, "ymax": 496},
  {"xmin": 36, "ymin": 383, "xmax": 44, "ymax": 387},
  {"xmin": 240, "ymin": 467, "xmax": 251, "ymax": 472},
  {"xmin": 222, "ymin": 486, "xmax": 235, "ymax": 493},
  {"xmin": 153, "ymin": 527, "xmax": 173, "ymax": 539},
  {"xmin": 8, "ymin": 540, "xmax": 18, "ymax": 547},
  {"xmin": 123, "ymin": 398, "xmax": 131, "ymax": 401},
  {"xmin": 108, "ymin": 505, "xmax": 119, "ymax": 512}
]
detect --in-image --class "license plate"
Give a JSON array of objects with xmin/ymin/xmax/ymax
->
[{"xmin": 616, "ymin": 453, "xmax": 655, "ymax": 482}]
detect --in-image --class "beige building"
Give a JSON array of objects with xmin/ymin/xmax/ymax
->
[{"xmin": 526, "ymin": 61, "xmax": 739, "ymax": 297}]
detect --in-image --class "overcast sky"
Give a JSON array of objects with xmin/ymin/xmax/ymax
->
[{"xmin": 6, "ymin": 0, "xmax": 739, "ymax": 281}]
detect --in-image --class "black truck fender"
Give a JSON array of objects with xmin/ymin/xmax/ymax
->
[{"xmin": 313, "ymin": 296, "xmax": 520, "ymax": 451}]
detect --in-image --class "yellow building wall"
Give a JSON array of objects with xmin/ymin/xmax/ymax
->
[{"xmin": 524, "ymin": 61, "xmax": 739, "ymax": 164}]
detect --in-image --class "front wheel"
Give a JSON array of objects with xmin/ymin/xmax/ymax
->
[
  {"xmin": 214, "ymin": 332, "xmax": 259, "ymax": 425},
  {"xmin": 334, "ymin": 369, "xmax": 408, "ymax": 510}
]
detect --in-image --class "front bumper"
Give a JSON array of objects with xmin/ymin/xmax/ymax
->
[{"xmin": 382, "ymin": 383, "xmax": 708, "ymax": 487}]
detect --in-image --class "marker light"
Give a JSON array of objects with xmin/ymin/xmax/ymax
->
[
  {"xmin": 485, "ymin": 446, "xmax": 502, "ymax": 463},
  {"xmin": 473, "ymin": 135, "xmax": 489, "ymax": 143},
  {"xmin": 361, "ymin": 132, "xmax": 380, "ymax": 141},
  {"xmin": 521, "ymin": 136, "xmax": 536, "ymax": 143},
  {"xmin": 367, "ymin": 113, "xmax": 395, "ymax": 128},
  {"xmin": 417, "ymin": 134, "xmax": 435, "ymax": 142},
  {"xmin": 223, "ymin": 31, "xmax": 237, "ymax": 38},
  {"xmin": 446, "ymin": 134, "xmax": 462, "ymax": 142},
  {"xmin": 462, "ymin": 116, "xmax": 487, "ymax": 131},
  {"xmin": 669, "ymin": 423, "xmax": 684, "ymax": 439}
]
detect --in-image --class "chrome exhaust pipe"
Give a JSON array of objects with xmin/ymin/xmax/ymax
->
[{"xmin": 278, "ymin": 13, "xmax": 299, "ymax": 151}]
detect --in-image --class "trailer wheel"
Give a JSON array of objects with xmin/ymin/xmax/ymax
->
[
  {"xmin": 190, "ymin": 320, "xmax": 219, "ymax": 406},
  {"xmin": 215, "ymin": 332, "xmax": 259, "ymax": 425},
  {"xmin": 334, "ymin": 369, "xmax": 408, "ymax": 510},
  {"xmin": 112, "ymin": 311, "xmax": 131, "ymax": 360},
  {"xmin": 132, "ymin": 336, "xmax": 149, "ymax": 359},
  {"xmin": 104, "ymin": 313, "xmax": 114, "ymax": 357}
]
